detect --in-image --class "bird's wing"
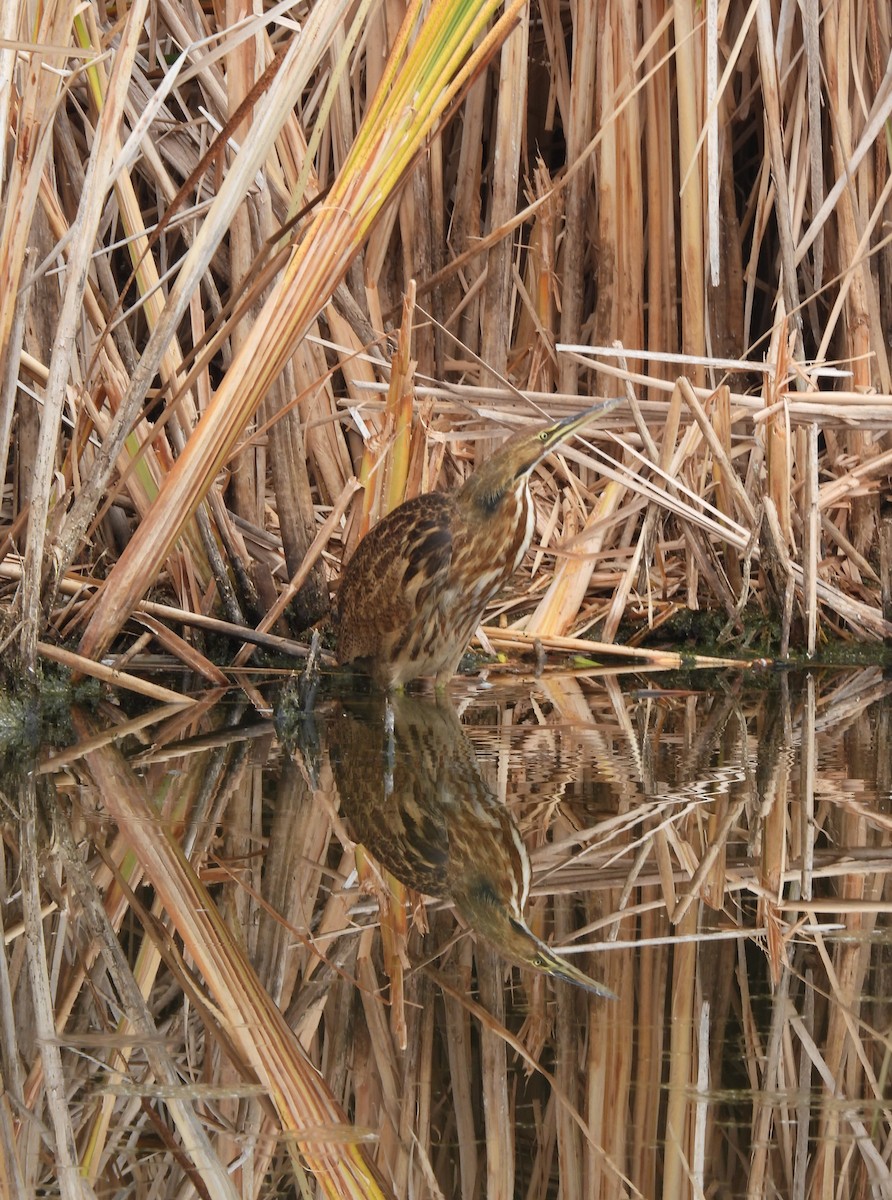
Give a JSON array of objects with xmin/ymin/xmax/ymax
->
[
  {"xmin": 336, "ymin": 494, "xmax": 454, "ymax": 663},
  {"xmin": 326, "ymin": 693, "xmax": 452, "ymax": 896}
]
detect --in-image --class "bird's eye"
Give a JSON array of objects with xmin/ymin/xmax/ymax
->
[
  {"xmin": 533, "ymin": 956, "xmax": 545, "ymax": 967},
  {"xmin": 539, "ymin": 431, "xmax": 549, "ymax": 442}
]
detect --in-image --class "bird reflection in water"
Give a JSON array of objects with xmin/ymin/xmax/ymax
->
[{"xmin": 326, "ymin": 691, "xmax": 614, "ymax": 998}]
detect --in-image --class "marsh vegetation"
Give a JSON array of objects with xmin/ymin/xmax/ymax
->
[{"xmin": 1, "ymin": 1, "xmax": 892, "ymax": 1196}]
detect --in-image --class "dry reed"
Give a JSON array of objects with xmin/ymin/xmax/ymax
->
[{"xmin": 0, "ymin": 2, "xmax": 888, "ymax": 678}]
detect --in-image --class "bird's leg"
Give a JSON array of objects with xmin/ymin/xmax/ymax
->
[{"xmin": 383, "ymin": 695, "xmax": 396, "ymax": 800}]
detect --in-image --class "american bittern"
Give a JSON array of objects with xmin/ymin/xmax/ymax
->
[
  {"xmin": 337, "ymin": 400, "xmax": 620, "ymax": 688},
  {"xmin": 326, "ymin": 691, "xmax": 614, "ymax": 998}
]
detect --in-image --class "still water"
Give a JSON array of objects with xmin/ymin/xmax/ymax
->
[{"xmin": 16, "ymin": 665, "xmax": 892, "ymax": 1198}]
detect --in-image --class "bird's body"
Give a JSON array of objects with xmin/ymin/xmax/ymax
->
[
  {"xmin": 336, "ymin": 487, "xmax": 530, "ymax": 689},
  {"xmin": 336, "ymin": 400, "xmax": 619, "ymax": 689}
]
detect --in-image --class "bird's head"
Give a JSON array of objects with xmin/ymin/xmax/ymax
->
[
  {"xmin": 455, "ymin": 880, "xmax": 616, "ymax": 999},
  {"xmin": 459, "ymin": 397, "xmax": 621, "ymax": 513}
]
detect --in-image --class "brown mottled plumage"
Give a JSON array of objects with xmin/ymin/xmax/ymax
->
[
  {"xmin": 336, "ymin": 400, "xmax": 620, "ymax": 688},
  {"xmin": 326, "ymin": 692, "xmax": 614, "ymax": 997}
]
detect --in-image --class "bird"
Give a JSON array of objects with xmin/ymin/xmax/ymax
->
[
  {"xmin": 325, "ymin": 691, "xmax": 615, "ymax": 998},
  {"xmin": 336, "ymin": 399, "xmax": 620, "ymax": 689}
]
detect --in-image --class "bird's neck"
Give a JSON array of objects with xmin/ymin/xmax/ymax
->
[
  {"xmin": 463, "ymin": 471, "xmax": 530, "ymax": 517},
  {"xmin": 457, "ymin": 475, "xmax": 535, "ymax": 582}
]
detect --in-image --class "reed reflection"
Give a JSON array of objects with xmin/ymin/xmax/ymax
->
[{"xmin": 325, "ymin": 690, "xmax": 614, "ymax": 998}]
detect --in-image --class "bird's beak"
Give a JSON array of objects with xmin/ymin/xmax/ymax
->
[
  {"xmin": 467, "ymin": 900, "xmax": 617, "ymax": 998},
  {"xmin": 553, "ymin": 396, "xmax": 622, "ymax": 436},
  {"xmin": 538, "ymin": 396, "xmax": 622, "ymax": 455},
  {"xmin": 528, "ymin": 935, "xmax": 617, "ymax": 1000}
]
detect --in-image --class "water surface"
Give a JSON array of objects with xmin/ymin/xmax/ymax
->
[{"xmin": 10, "ymin": 665, "xmax": 892, "ymax": 1198}]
